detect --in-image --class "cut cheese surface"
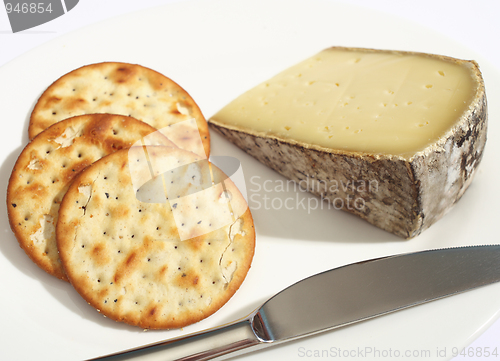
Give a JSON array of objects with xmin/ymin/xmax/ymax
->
[{"xmin": 211, "ymin": 48, "xmax": 480, "ymax": 159}]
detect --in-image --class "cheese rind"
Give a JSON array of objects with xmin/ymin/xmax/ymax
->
[{"xmin": 209, "ymin": 48, "xmax": 487, "ymax": 238}]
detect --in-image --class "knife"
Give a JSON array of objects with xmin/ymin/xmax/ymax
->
[{"xmin": 87, "ymin": 245, "xmax": 500, "ymax": 361}]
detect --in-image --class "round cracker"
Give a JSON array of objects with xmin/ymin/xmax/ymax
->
[
  {"xmin": 7, "ymin": 114, "xmax": 175, "ymax": 281},
  {"xmin": 29, "ymin": 62, "xmax": 210, "ymax": 157},
  {"xmin": 56, "ymin": 146, "xmax": 255, "ymax": 329}
]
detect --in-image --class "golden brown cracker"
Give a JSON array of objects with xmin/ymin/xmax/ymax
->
[
  {"xmin": 56, "ymin": 146, "xmax": 254, "ymax": 329},
  {"xmin": 7, "ymin": 114, "xmax": 174, "ymax": 281},
  {"xmin": 29, "ymin": 62, "xmax": 209, "ymax": 157}
]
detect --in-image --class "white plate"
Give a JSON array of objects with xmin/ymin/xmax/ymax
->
[{"xmin": 1, "ymin": 0, "xmax": 499, "ymax": 360}]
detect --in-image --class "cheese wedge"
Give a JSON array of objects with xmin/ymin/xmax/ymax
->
[{"xmin": 209, "ymin": 47, "xmax": 487, "ymax": 238}]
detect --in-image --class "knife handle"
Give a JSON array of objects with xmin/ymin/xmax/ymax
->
[{"xmin": 86, "ymin": 318, "xmax": 265, "ymax": 361}]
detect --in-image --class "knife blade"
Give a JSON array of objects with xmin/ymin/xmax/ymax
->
[{"xmin": 87, "ymin": 245, "xmax": 500, "ymax": 361}]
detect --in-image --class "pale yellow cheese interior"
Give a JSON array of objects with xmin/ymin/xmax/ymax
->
[{"xmin": 211, "ymin": 48, "xmax": 479, "ymax": 159}]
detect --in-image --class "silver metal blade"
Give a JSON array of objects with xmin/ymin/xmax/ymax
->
[{"xmin": 253, "ymin": 245, "xmax": 500, "ymax": 342}]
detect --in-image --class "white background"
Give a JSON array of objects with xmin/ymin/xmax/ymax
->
[{"xmin": 1, "ymin": 1, "xmax": 499, "ymax": 360}]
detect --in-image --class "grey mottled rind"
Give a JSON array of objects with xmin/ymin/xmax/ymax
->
[{"xmin": 209, "ymin": 85, "xmax": 487, "ymax": 239}]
